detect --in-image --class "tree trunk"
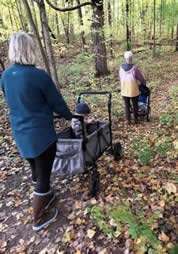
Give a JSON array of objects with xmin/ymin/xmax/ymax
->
[
  {"xmin": 8, "ymin": 7, "xmax": 14, "ymax": 30},
  {"xmin": 22, "ymin": 0, "xmax": 51, "ymax": 75},
  {"xmin": 30, "ymin": 0, "xmax": 38, "ymax": 27},
  {"xmin": 55, "ymin": 0, "xmax": 60, "ymax": 39},
  {"xmin": 108, "ymin": 1, "xmax": 113, "ymax": 58},
  {"xmin": 176, "ymin": 23, "xmax": 178, "ymax": 51},
  {"xmin": 153, "ymin": 0, "xmax": 156, "ymax": 56},
  {"xmin": 132, "ymin": 0, "xmax": 135, "ymax": 41},
  {"xmin": 91, "ymin": 0, "xmax": 109, "ymax": 77},
  {"xmin": 76, "ymin": 0, "xmax": 86, "ymax": 49},
  {"xmin": 37, "ymin": 0, "xmax": 60, "ymax": 88},
  {"xmin": 15, "ymin": 0, "xmax": 27, "ymax": 31},
  {"xmin": 61, "ymin": 14, "xmax": 70, "ymax": 43},
  {"xmin": 12, "ymin": 6, "xmax": 21, "ymax": 30},
  {"xmin": 69, "ymin": 0, "xmax": 75, "ymax": 41},
  {"xmin": 126, "ymin": 0, "xmax": 130, "ymax": 50}
]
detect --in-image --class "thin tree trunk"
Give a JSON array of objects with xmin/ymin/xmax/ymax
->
[
  {"xmin": 153, "ymin": 0, "xmax": 156, "ymax": 56},
  {"xmin": 126, "ymin": 0, "xmax": 130, "ymax": 50},
  {"xmin": 159, "ymin": 0, "xmax": 162, "ymax": 49},
  {"xmin": 61, "ymin": 14, "xmax": 70, "ymax": 43},
  {"xmin": 55, "ymin": 0, "xmax": 60, "ymax": 39},
  {"xmin": 76, "ymin": 0, "xmax": 86, "ymax": 49},
  {"xmin": 132, "ymin": 0, "xmax": 135, "ymax": 41},
  {"xmin": 22, "ymin": 0, "xmax": 51, "ymax": 75},
  {"xmin": 12, "ymin": 6, "xmax": 20, "ymax": 31},
  {"xmin": 30, "ymin": 0, "xmax": 38, "ymax": 27},
  {"xmin": 108, "ymin": 1, "xmax": 113, "ymax": 58},
  {"xmin": 176, "ymin": 23, "xmax": 178, "ymax": 51},
  {"xmin": 8, "ymin": 7, "xmax": 14, "ymax": 30},
  {"xmin": 37, "ymin": 0, "xmax": 60, "ymax": 88},
  {"xmin": 69, "ymin": 0, "xmax": 75, "ymax": 41},
  {"xmin": 15, "ymin": 0, "xmax": 27, "ymax": 31},
  {"xmin": 91, "ymin": 0, "xmax": 109, "ymax": 77}
]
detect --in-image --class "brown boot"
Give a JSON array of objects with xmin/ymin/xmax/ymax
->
[{"xmin": 32, "ymin": 192, "xmax": 58, "ymax": 232}]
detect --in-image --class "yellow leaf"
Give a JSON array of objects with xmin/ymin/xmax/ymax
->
[
  {"xmin": 76, "ymin": 218, "xmax": 82, "ymax": 225},
  {"xmin": 109, "ymin": 218, "xmax": 117, "ymax": 227},
  {"xmin": 87, "ymin": 229, "xmax": 96, "ymax": 239},
  {"xmin": 159, "ymin": 232, "xmax": 169, "ymax": 242},
  {"xmin": 72, "ymin": 184, "xmax": 80, "ymax": 191},
  {"xmin": 164, "ymin": 183, "xmax": 177, "ymax": 194},
  {"xmin": 90, "ymin": 198, "xmax": 97, "ymax": 205},
  {"xmin": 28, "ymin": 207, "xmax": 33, "ymax": 214},
  {"xmin": 15, "ymin": 200, "xmax": 23, "ymax": 206},
  {"xmin": 160, "ymin": 200, "xmax": 165, "ymax": 207},
  {"xmin": 68, "ymin": 212, "xmax": 75, "ymax": 220},
  {"xmin": 75, "ymin": 201, "xmax": 82, "ymax": 209},
  {"xmin": 24, "ymin": 217, "xmax": 31, "ymax": 225},
  {"xmin": 62, "ymin": 231, "xmax": 75, "ymax": 243},
  {"xmin": 75, "ymin": 251, "xmax": 82, "ymax": 254}
]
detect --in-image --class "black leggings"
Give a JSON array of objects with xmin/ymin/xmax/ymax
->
[
  {"xmin": 123, "ymin": 96, "xmax": 138, "ymax": 122},
  {"xmin": 27, "ymin": 142, "xmax": 56, "ymax": 193}
]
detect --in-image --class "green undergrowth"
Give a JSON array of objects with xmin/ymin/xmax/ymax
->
[{"xmin": 87, "ymin": 202, "xmax": 164, "ymax": 253}]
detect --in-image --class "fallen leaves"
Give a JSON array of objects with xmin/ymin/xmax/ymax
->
[
  {"xmin": 164, "ymin": 183, "xmax": 177, "ymax": 194},
  {"xmin": 159, "ymin": 232, "xmax": 170, "ymax": 242},
  {"xmin": 87, "ymin": 229, "xmax": 96, "ymax": 239}
]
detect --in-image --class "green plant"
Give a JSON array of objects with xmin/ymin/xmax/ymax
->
[
  {"xmin": 159, "ymin": 114, "xmax": 173, "ymax": 127},
  {"xmin": 155, "ymin": 137, "xmax": 174, "ymax": 156},
  {"xmin": 132, "ymin": 139, "xmax": 154, "ymax": 165},
  {"xmin": 75, "ymin": 52, "xmax": 93, "ymax": 64},
  {"xmin": 87, "ymin": 203, "xmax": 160, "ymax": 249}
]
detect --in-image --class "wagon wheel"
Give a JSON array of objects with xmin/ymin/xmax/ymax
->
[
  {"xmin": 113, "ymin": 142, "xmax": 122, "ymax": 161},
  {"xmin": 147, "ymin": 107, "xmax": 151, "ymax": 122}
]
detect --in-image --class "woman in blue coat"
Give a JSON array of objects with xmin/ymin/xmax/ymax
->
[{"xmin": 1, "ymin": 32, "xmax": 73, "ymax": 231}]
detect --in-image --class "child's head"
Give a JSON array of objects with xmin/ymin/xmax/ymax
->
[{"xmin": 76, "ymin": 103, "xmax": 91, "ymax": 116}]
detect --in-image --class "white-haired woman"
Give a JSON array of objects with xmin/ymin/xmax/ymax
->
[
  {"xmin": 119, "ymin": 51, "xmax": 146, "ymax": 124},
  {"xmin": 1, "ymin": 32, "xmax": 73, "ymax": 231}
]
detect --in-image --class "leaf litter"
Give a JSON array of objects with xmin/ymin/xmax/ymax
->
[{"xmin": 0, "ymin": 51, "xmax": 178, "ymax": 253}]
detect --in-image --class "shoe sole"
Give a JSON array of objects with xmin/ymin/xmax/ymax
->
[{"xmin": 32, "ymin": 208, "xmax": 58, "ymax": 232}]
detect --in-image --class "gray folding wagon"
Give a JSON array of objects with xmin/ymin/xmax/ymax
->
[{"xmin": 52, "ymin": 91, "xmax": 120, "ymax": 197}]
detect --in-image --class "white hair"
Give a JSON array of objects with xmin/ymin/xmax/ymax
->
[
  {"xmin": 8, "ymin": 32, "xmax": 36, "ymax": 65},
  {"xmin": 124, "ymin": 51, "xmax": 133, "ymax": 63}
]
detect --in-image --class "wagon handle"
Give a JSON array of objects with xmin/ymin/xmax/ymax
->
[{"xmin": 77, "ymin": 91, "xmax": 113, "ymax": 153}]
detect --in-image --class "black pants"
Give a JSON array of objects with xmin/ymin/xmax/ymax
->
[
  {"xmin": 27, "ymin": 142, "xmax": 56, "ymax": 193},
  {"xmin": 123, "ymin": 96, "xmax": 138, "ymax": 122}
]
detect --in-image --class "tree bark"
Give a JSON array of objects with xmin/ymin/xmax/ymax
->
[
  {"xmin": 61, "ymin": 13, "xmax": 70, "ymax": 43},
  {"xmin": 30, "ymin": 0, "xmax": 38, "ymax": 27},
  {"xmin": 126, "ymin": 0, "xmax": 130, "ymax": 50},
  {"xmin": 108, "ymin": 1, "xmax": 113, "ymax": 58},
  {"xmin": 153, "ymin": 0, "xmax": 156, "ymax": 56},
  {"xmin": 55, "ymin": 0, "xmax": 60, "ymax": 39},
  {"xmin": 176, "ymin": 23, "xmax": 178, "ymax": 51},
  {"xmin": 37, "ymin": 0, "xmax": 60, "ymax": 88},
  {"xmin": 15, "ymin": 0, "xmax": 27, "ymax": 31},
  {"xmin": 22, "ymin": 0, "xmax": 51, "ymax": 75},
  {"xmin": 91, "ymin": 0, "xmax": 109, "ymax": 77},
  {"xmin": 76, "ymin": 0, "xmax": 86, "ymax": 49}
]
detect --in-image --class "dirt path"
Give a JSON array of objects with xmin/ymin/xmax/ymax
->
[{"xmin": 0, "ymin": 66, "xmax": 177, "ymax": 253}]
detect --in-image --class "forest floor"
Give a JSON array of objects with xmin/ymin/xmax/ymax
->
[{"xmin": 0, "ymin": 47, "xmax": 177, "ymax": 254}]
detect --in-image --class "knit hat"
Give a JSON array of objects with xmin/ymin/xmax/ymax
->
[{"xmin": 76, "ymin": 103, "xmax": 91, "ymax": 115}]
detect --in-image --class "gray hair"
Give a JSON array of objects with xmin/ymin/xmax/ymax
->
[
  {"xmin": 124, "ymin": 51, "xmax": 133, "ymax": 63},
  {"xmin": 8, "ymin": 32, "xmax": 36, "ymax": 65}
]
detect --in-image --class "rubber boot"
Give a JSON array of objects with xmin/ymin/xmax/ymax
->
[{"xmin": 32, "ymin": 191, "xmax": 58, "ymax": 232}]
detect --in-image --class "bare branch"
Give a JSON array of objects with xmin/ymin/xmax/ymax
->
[{"xmin": 45, "ymin": 0, "xmax": 93, "ymax": 12}]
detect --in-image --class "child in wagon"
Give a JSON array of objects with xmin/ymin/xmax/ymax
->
[{"xmin": 71, "ymin": 102, "xmax": 95, "ymax": 138}]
